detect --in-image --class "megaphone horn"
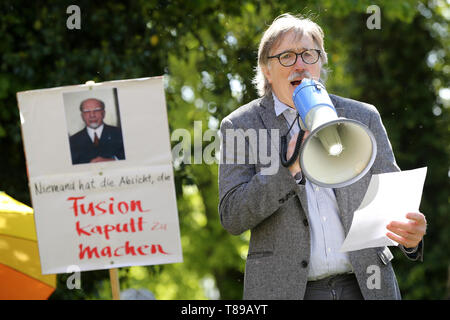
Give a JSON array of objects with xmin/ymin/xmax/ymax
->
[{"xmin": 292, "ymin": 79, "xmax": 377, "ymax": 188}]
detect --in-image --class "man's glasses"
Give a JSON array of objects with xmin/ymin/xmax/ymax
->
[{"xmin": 268, "ymin": 49, "xmax": 321, "ymax": 67}]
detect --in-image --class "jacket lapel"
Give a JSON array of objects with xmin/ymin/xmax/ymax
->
[
  {"xmin": 257, "ymin": 95, "xmax": 290, "ymax": 154},
  {"xmin": 257, "ymin": 95, "xmax": 310, "ymax": 215}
]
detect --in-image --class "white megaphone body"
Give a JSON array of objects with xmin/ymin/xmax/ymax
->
[{"xmin": 292, "ymin": 79, "xmax": 377, "ymax": 188}]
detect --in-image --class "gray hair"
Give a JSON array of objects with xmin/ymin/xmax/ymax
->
[{"xmin": 252, "ymin": 13, "xmax": 329, "ymax": 97}]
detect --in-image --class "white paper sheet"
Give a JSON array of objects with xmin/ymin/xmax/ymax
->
[{"xmin": 340, "ymin": 167, "xmax": 427, "ymax": 252}]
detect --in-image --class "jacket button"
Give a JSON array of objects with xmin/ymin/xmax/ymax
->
[
  {"xmin": 303, "ymin": 219, "xmax": 309, "ymax": 227},
  {"xmin": 301, "ymin": 260, "xmax": 308, "ymax": 268}
]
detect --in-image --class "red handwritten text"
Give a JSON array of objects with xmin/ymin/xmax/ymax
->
[
  {"xmin": 76, "ymin": 217, "xmax": 145, "ymax": 240},
  {"xmin": 78, "ymin": 241, "xmax": 169, "ymax": 260},
  {"xmin": 67, "ymin": 196, "xmax": 150, "ymax": 217}
]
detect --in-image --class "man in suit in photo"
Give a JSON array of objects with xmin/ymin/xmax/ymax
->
[
  {"xmin": 218, "ymin": 13, "xmax": 427, "ymax": 300},
  {"xmin": 69, "ymin": 98, "xmax": 125, "ymax": 165}
]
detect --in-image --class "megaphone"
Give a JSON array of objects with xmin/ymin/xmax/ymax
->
[{"xmin": 292, "ymin": 79, "xmax": 377, "ymax": 188}]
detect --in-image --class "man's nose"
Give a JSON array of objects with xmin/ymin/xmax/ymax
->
[{"xmin": 293, "ymin": 55, "xmax": 307, "ymax": 70}]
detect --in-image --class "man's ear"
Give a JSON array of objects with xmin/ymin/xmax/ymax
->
[{"xmin": 262, "ymin": 65, "xmax": 272, "ymax": 84}]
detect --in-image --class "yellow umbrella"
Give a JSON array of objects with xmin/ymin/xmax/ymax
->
[{"xmin": 0, "ymin": 191, "xmax": 56, "ymax": 299}]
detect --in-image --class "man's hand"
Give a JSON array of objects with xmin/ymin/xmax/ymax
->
[
  {"xmin": 386, "ymin": 212, "xmax": 427, "ymax": 249},
  {"xmin": 287, "ymin": 131, "xmax": 309, "ymax": 176},
  {"xmin": 90, "ymin": 156, "xmax": 115, "ymax": 163}
]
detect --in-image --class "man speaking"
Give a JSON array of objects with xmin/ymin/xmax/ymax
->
[
  {"xmin": 69, "ymin": 98, "xmax": 125, "ymax": 165},
  {"xmin": 218, "ymin": 13, "xmax": 426, "ymax": 300}
]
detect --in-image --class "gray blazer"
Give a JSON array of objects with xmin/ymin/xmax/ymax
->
[{"xmin": 218, "ymin": 94, "xmax": 423, "ymax": 300}]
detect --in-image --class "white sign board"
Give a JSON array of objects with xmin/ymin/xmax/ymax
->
[{"xmin": 17, "ymin": 77, "xmax": 183, "ymax": 274}]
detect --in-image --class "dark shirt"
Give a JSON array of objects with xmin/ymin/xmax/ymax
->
[{"xmin": 69, "ymin": 124, "xmax": 125, "ymax": 164}]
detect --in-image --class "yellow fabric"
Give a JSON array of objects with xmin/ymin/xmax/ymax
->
[
  {"xmin": 0, "ymin": 263, "xmax": 55, "ymax": 300},
  {"xmin": 0, "ymin": 192, "xmax": 33, "ymax": 214},
  {"xmin": 0, "ymin": 192, "xmax": 36, "ymax": 241},
  {"xmin": 0, "ymin": 192, "xmax": 55, "ymax": 288},
  {"xmin": 0, "ymin": 234, "xmax": 55, "ymax": 287}
]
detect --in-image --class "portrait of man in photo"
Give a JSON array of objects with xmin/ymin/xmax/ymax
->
[{"xmin": 69, "ymin": 97, "xmax": 125, "ymax": 165}]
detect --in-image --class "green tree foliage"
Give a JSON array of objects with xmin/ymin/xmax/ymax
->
[{"xmin": 0, "ymin": 0, "xmax": 448, "ymax": 299}]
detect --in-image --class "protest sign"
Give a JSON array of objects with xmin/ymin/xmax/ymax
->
[{"xmin": 17, "ymin": 77, "xmax": 183, "ymax": 275}]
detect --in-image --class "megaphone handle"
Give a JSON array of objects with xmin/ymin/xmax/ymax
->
[{"xmin": 280, "ymin": 129, "xmax": 305, "ymax": 168}]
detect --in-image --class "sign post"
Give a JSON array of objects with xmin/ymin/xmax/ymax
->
[{"xmin": 109, "ymin": 268, "xmax": 121, "ymax": 300}]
